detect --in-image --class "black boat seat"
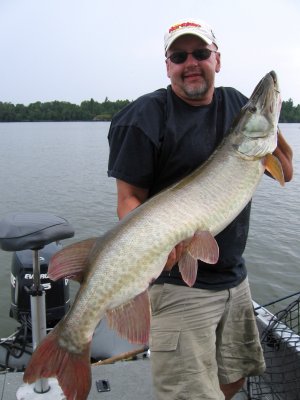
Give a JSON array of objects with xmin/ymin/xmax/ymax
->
[{"xmin": 0, "ymin": 212, "xmax": 74, "ymax": 252}]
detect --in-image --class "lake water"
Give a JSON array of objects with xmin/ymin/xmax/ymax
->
[{"xmin": 0, "ymin": 122, "xmax": 299, "ymax": 336}]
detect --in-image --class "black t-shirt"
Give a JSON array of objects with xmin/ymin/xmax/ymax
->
[{"xmin": 108, "ymin": 86, "xmax": 250, "ymax": 290}]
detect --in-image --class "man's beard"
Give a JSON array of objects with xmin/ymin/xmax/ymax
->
[{"xmin": 183, "ymin": 81, "xmax": 209, "ymax": 99}]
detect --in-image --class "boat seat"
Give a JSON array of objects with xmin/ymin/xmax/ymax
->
[{"xmin": 0, "ymin": 212, "xmax": 74, "ymax": 252}]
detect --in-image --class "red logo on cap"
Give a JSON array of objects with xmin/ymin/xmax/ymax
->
[{"xmin": 169, "ymin": 22, "xmax": 200, "ymax": 33}]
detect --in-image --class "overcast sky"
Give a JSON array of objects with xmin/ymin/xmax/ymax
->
[{"xmin": 1, "ymin": 0, "xmax": 299, "ymax": 105}]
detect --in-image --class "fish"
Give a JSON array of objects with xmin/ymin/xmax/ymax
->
[{"xmin": 23, "ymin": 70, "xmax": 284, "ymax": 399}]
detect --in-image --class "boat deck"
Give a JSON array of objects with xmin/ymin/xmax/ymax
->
[{"xmin": 0, "ymin": 358, "xmax": 248, "ymax": 399}]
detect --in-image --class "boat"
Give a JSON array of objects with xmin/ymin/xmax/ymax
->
[
  {"xmin": 0, "ymin": 212, "xmax": 299, "ymax": 399},
  {"xmin": 249, "ymin": 297, "xmax": 300, "ymax": 399}
]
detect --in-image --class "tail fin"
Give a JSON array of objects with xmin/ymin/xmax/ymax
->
[{"xmin": 23, "ymin": 329, "xmax": 91, "ymax": 400}]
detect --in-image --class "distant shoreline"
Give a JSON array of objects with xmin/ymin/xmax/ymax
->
[{"xmin": 0, "ymin": 98, "xmax": 299, "ymax": 123}]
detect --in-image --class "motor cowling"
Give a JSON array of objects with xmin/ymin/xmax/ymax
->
[{"xmin": 10, "ymin": 242, "xmax": 70, "ymax": 328}]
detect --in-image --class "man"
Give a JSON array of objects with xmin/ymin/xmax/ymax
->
[{"xmin": 107, "ymin": 19, "xmax": 293, "ymax": 400}]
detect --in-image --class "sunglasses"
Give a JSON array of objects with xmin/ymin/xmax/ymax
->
[{"xmin": 166, "ymin": 49, "xmax": 218, "ymax": 64}]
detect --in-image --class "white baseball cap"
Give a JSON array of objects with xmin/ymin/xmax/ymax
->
[{"xmin": 164, "ymin": 19, "xmax": 218, "ymax": 54}]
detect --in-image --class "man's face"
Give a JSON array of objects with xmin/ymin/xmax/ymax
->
[{"xmin": 166, "ymin": 34, "xmax": 221, "ymax": 106}]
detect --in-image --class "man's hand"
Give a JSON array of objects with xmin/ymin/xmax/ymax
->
[{"xmin": 164, "ymin": 242, "xmax": 186, "ymax": 271}]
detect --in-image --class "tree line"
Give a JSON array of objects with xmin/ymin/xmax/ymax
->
[
  {"xmin": 279, "ymin": 99, "xmax": 300, "ymax": 123},
  {"xmin": 0, "ymin": 97, "xmax": 299, "ymax": 123},
  {"xmin": 0, "ymin": 98, "xmax": 130, "ymax": 122}
]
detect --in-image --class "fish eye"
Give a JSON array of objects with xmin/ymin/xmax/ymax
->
[{"xmin": 248, "ymin": 106, "xmax": 257, "ymax": 114}]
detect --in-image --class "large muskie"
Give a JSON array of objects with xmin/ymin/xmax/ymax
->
[{"xmin": 24, "ymin": 71, "xmax": 284, "ymax": 399}]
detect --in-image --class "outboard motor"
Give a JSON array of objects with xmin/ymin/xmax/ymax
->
[
  {"xmin": 0, "ymin": 212, "xmax": 74, "ymax": 375},
  {"xmin": 10, "ymin": 242, "xmax": 70, "ymax": 329}
]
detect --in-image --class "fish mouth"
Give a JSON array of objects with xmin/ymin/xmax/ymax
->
[
  {"xmin": 270, "ymin": 70, "xmax": 280, "ymax": 93},
  {"xmin": 249, "ymin": 70, "xmax": 280, "ymax": 115}
]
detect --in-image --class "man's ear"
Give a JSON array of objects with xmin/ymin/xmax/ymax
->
[
  {"xmin": 166, "ymin": 59, "xmax": 171, "ymax": 78},
  {"xmin": 215, "ymin": 52, "xmax": 221, "ymax": 73}
]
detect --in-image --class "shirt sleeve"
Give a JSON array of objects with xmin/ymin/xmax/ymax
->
[{"xmin": 107, "ymin": 125, "xmax": 158, "ymax": 189}]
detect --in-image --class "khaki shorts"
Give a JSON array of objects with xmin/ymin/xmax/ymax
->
[{"xmin": 149, "ymin": 278, "xmax": 265, "ymax": 400}]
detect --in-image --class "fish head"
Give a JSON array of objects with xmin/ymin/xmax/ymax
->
[{"xmin": 230, "ymin": 71, "xmax": 281, "ymax": 159}]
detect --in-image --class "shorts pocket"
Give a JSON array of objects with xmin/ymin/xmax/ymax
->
[{"xmin": 150, "ymin": 330, "xmax": 180, "ymax": 352}]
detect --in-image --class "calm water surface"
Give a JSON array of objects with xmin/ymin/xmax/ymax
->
[{"xmin": 0, "ymin": 122, "xmax": 299, "ymax": 336}]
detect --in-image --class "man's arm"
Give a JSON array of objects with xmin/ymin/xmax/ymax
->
[{"xmin": 116, "ymin": 179, "xmax": 149, "ymax": 219}]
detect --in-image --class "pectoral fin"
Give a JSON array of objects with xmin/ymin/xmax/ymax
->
[
  {"xmin": 264, "ymin": 153, "xmax": 285, "ymax": 186},
  {"xmin": 178, "ymin": 252, "xmax": 198, "ymax": 287},
  {"xmin": 106, "ymin": 290, "xmax": 151, "ymax": 344},
  {"xmin": 178, "ymin": 231, "xmax": 219, "ymax": 287}
]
